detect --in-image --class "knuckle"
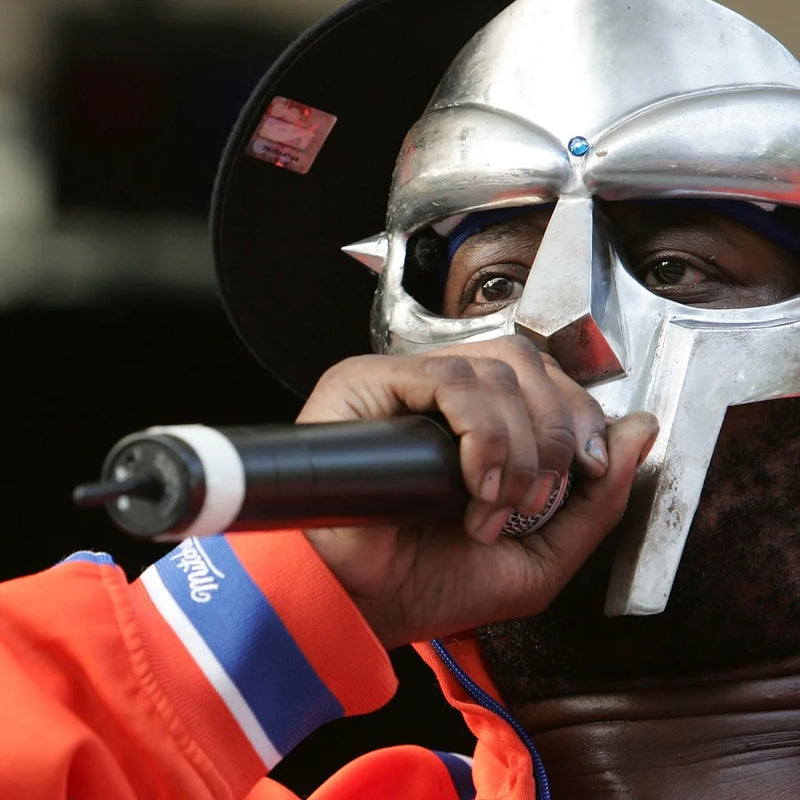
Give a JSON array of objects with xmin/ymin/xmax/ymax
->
[
  {"xmin": 540, "ymin": 418, "xmax": 577, "ymax": 462},
  {"xmin": 583, "ymin": 393, "xmax": 606, "ymax": 423},
  {"xmin": 478, "ymin": 358, "xmax": 520, "ymax": 388},
  {"xmin": 505, "ymin": 462, "xmax": 540, "ymax": 498},
  {"xmin": 474, "ymin": 420, "xmax": 511, "ymax": 451},
  {"xmin": 461, "ymin": 418, "xmax": 511, "ymax": 463},
  {"xmin": 538, "ymin": 351, "xmax": 563, "ymax": 372},
  {"xmin": 504, "ymin": 334, "xmax": 543, "ymax": 361},
  {"xmin": 423, "ymin": 355, "xmax": 477, "ymax": 384}
]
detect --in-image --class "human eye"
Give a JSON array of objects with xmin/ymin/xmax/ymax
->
[
  {"xmin": 632, "ymin": 251, "xmax": 733, "ymax": 304},
  {"xmin": 459, "ymin": 265, "xmax": 527, "ymax": 316}
]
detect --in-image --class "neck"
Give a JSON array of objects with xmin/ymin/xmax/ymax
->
[{"xmin": 512, "ymin": 658, "xmax": 800, "ymax": 800}]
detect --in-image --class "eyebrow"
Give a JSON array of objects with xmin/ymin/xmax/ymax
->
[
  {"xmin": 623, "ymin": 213, "xmax": 750, "ymax": 256},
  {"xmin": 479, "ymin": 225, "xmax": 522, "ymax": 245},
  {"xmin": 464, "ymin": 215, "xmax": 550, "ymax": 249},
  {"xmin": 612, "ymin": 200, "xmax": 800, "ymax": 262}
]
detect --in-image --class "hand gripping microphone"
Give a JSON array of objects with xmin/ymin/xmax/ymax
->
[{"xmin": 73, "ymin": 416, "xmax": 570, "ymax": 542}]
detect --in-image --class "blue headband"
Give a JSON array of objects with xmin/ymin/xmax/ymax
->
[
  {"xmin": 445, "ymin": 199, "xmax": 800, "ymax": 264},
  {"xmin": 647, "ymin": 199, "xmax": 800, "ymax": 261},
  {"xmin": 446, "ymin": 206, "xmax": 544, "ymax": 263}
]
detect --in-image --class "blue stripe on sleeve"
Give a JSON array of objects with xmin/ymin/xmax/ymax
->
[
  {"xmin": 434, "ymin": 751, "xmax": 476, "ymax": 800},
  {"xmin": 59, "ymin": 551, "xmax": 116, "ymax": 567},
  {"xmin": 153, "ymin": 536, "xmax": 344, "ymax": 756}
]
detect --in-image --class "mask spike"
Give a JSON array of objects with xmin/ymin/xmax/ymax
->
[{"xmin": 342, "ymin": 233, "xmax": 388, "ymax": 275}]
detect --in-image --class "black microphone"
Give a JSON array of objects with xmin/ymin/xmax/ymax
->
[{"xmin": 73, "ymin": 416, "xmax": 570, "ymax": 542}]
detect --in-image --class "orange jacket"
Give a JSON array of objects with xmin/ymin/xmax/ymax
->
[{"xmin": 0, "ymin": 531, "xmax": 543, "ymax": 799}]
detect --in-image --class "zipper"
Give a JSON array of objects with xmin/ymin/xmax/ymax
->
[{"xmin": 431, "ymin": 638, "xmax": 551, "ymax": 800}]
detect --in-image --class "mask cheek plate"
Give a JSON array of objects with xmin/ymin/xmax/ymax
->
[{"xmin": 600, "ymin": 303, "xmax": 800, "ymax": 615}]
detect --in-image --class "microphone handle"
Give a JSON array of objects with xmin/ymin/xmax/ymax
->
[{"xmin": 81, "ymin": 416, "xmax": 466, "ymax": 541}]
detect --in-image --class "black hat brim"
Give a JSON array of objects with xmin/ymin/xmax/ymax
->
[{"xmin": 211, "ymin": 0, "xmax": 512, "ymax": 398}]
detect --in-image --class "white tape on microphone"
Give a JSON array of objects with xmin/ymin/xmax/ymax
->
[{"xmin": 147, "ymin": 424, "xmax": 246, "ymax": 538}]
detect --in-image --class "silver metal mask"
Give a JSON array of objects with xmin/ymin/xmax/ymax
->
[{"xmin": 345, "ymin": 0, "xmax": 800, "ymax": 615}]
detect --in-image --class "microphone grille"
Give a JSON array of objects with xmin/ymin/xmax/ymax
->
[{"xmin": 501, "ymin": 469, "xmax": 573, "ymax": 539}]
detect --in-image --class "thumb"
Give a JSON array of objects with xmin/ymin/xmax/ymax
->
[{"xmin": 517, "ymin": 411, "xmax": 659, "ymax": 611}]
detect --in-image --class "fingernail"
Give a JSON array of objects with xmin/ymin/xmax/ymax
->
[
  {"xmin": 519, "ymin": 470, "xmax": 559, "ymax": 516},
  {"xmin": 469, "ymin": 506, "xmax": 514, "ymax": 544},
  {"xmin": 585, "ymin": 434, "xmax": 609, "ymax": 470},
  {"xmin": 479, "ymin": 466, "xmax": 502, "ymax": 503}
]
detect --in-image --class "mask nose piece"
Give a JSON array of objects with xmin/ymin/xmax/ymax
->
[{"xmin": 514, "ymin": 197, "xmax": 627, "ymax": 386}]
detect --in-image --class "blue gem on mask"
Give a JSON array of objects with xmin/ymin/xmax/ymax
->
[{"xmin": 568, "ymin": 136, "xmax": 590, "ymax": 157}]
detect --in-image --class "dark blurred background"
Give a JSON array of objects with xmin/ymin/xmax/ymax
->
[
  {"xmin": 0, "ymin": 0, "xmax": 475, "ymax": 792},
  {"xmin": 2, "ymin": 1, "xmax": 311, "ymax": 581},
  {"xmin": 0, "ymin": 0, "xmax": 796, "ymax": 795}
]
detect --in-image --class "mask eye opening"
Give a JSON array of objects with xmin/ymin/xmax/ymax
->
[{"xmin": 401, "ymin": 228, "xmax": 449, "ymax": 314}]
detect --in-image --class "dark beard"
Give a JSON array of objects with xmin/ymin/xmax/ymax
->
[{"xmin": 478, "ymin": 397, "xmax": 800, "ymax": 705}]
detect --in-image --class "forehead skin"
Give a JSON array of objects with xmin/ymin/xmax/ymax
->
[{"xmin": 442, "ymin": 202, "xmax": 800, "ymax": 316}]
